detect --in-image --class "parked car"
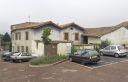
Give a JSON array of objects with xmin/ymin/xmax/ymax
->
[
  {"xmin": 1, "ymin": 52, "xmax": 15, "ymax": 61},
  {"xmin": 69, "ymin": 49, "xmax": 100, "ymax": 64},
  {"xmin": 100, "ymin": 45, "xmax": 128, "ymax": 57},
  {"xmin": 10, "ymin": 53, "xmax": 36, "ymax": 63}
]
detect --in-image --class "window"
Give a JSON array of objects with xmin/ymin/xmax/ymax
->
[
  {"xmin": 104, "ymin": 46, "xmax": 110, "ymax": 50},
  {"xmin": 12, "ymin": 34, "xmax": 14, "ymax": 40},
  {"xmin": 64, "ymin": 32, "xmax": 69, "ymax": 40},
  {"xmin": 118, "ymin": 46, "xmax": 125, "ymax": 50},
  {"xmin": 25, "ymin": 32, "xmax": 29, "ymax": 40},
  {"xmin": 19, "ymin": 32, "xmax": 21, "ymax": 40},
  {"xmin": 12, "ymin": 46, "xmax": 14, "ymax": 52},
  {"xmin": 15, "ymin": 32, "xmax": 21, "ymax": 40},
  {"xmin": 17, "ymin": 46, "xmax": 20, "ymax": 52},
  {"xmin": 15, "ymin": 33, "xmax": 18, "ymax": 40},
  {"xmin": 75, "ymin": 33, "xmax": 79, "ymax": 40},
  {"xmin": 111, "ymin": 46, "xmax": 116, "ymax": 50},
  {"xmin": 21, "ymin": 46, "xmax": 24, "ymax": 52},
  {"xmin": 21, "ymin": 53, "xmax": 27, "ymax": 56},
  {"xmin": 26, "ymin": 46, "xmax": 29, "ymax": 53}
]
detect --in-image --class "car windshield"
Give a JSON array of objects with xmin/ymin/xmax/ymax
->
[
  {"xmin": 88, "ymin": 50, "xmax": 99, "ymax": 56},
  {"xmin": 118, "ymin": 46, "xmax": 125, "ymax": 50}
]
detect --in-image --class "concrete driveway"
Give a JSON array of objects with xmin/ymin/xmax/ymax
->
[{"xmin": 0, "ymin": 55, "xmax": 128, "ymax": 82}]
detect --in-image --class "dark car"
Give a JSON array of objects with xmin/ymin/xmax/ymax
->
[
  {"xmin": 1, "ymin": 52, "xmax": 15, "ymax": 61},
  {"xmin": 10, "ymin": 52, "xmax": 36, "ymax": 63},
  {"xmin": 69, "ymin": 49, "xmax": 100, "ymax": 64}
]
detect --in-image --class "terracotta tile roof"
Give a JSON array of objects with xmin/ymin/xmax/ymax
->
[
  {"xmin": 116, "ymin": 21, "xmax": 128, "ymax": 28},
  {"xmin": 60, "ymin": 22, "xmax": 85, "ymax": 30},
  {"xmin": 84, "ymin": 26, "xmax": 121, "ymax": 37},
  {"xmin": 11, "ymin": 21, "xmax": 61, "ymax": 31},
  {"xmin": 84, "ymin": 21, "xmax": 128, "ymax": 37}
]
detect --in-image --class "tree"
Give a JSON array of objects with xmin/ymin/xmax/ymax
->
[
  {"xmin": 41, "ymin": 28, "xmax": 52, "ymax": 44},
  {"xmin": 100, "ymin": 39, "xmax": 111, "ymax": 48},
  {"xmin": 1, "ymin": 32, "xmax": 11, "ymax": 51},
  {"xmin": 2, "ymin": 32, "xmax": 11, "ymax": 42}
]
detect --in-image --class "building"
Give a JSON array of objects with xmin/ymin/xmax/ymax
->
[
  {"xmin": 84, "ymin": 21, "xmax": 128, "ymax": 45},
  {"xmin": 11, "ymin": 21, "xmax": 85, "ymax": 56},
  {"xmin": 11, "ymin": 20, "xmax": 128, "ymax": 56}
]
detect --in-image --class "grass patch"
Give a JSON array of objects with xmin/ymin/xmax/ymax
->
[{"xmin": 30, "ymin": 55, "xmax": 68, "ymax": 65}]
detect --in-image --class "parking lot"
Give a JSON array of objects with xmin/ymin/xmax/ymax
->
[
  {"xmin": 83, "ymin": 56, "xmax": 128, "ymax": 69},
  {"xmin": 1, "ymin": 51, "xmax": 128, "ymax": 82}
]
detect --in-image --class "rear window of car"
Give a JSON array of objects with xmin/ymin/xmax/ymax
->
[
  {"xmin": 118, "ymin": 46, "xmax": 125, "ymax": 50},
  {"xmin": 74, "ymin": 50, "xmax": 85, "ymax": 55},
  {"xmin": 89, "ymin": 51, "xmax": 99, "ymax": 56}
]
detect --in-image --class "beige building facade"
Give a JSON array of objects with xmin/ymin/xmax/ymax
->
[
  {"xmin": 11, "ymin": 21, "xmax": 84, "ymax": 56},
  {"xmin": 11, "ymin": 21, "xmax": 128, "ymax": 56}
]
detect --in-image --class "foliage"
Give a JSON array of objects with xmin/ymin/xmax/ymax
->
[
  {"xmin": 71, "ymin": 46, "xmax": 78, "ymax": 55},
  {"xmin": 2, "ymin": 32, "xmax": 11, "ymax": 42},
  {"xmin": 1, "ymin": 32, "xmax": 11, "ymax": 51},
  {"xmin": 30, "ymin": 55, "xmax": 68, "ymax": 65},
  {"xmin": 41, "ymin": 28, "xmax": 52, "ymax": 44},
  {"xmin": 100, "ymin": 39, "xmax": 111, "ymax": 48}
]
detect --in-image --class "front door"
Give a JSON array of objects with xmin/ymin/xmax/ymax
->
[
  {"xmin": 82, "ymin": 36, "xmax": 88, "ymax": 44},
  {"xmin": 44, "ymin": 44, "xmax": 57, "ymax": 56}
]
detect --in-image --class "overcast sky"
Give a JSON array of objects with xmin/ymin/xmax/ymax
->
[{"xmin": 0, "ymin": 0, "xmax": 128, "ymax": 34}]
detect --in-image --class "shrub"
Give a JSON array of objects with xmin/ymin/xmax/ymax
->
[
  {"xmin": 71, "ymin": 46, "xmax": 78, "ymax": 55},
  {"xmin": 100, "ymin": 39, "xmax": 111, "ymax": 48},
  {"xmin": 30, "ymin": 55, "xmax": 68, "ymax": 65}
]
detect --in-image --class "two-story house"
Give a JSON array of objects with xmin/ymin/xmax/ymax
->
[{"xmin": 11, "ymin": 21, "xmax": 86, "ymax": 56}]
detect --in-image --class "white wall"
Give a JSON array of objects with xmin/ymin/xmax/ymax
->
[
  {"xmin": 60, "ymin": 26, "xmax": 83, "ymax": 44},
  {"xmin": 12, "ymin": 29, "xmax": 33, "ymax": 53},
  {"xmin": 32, "ymin": 42, "xmax": 71, "ymax": 56},
  {"xmin": 57, "ymin": 43, "xmax": 72, "ymax": 55},
  {"xmin": 101, "ymin": 27, "xmax": 128, "ymax": 44},
  {"xmin": 33, "ymin": 25, "xmax": 60, "ymax": 41},
  {"xmin": 31, "ymin": 41, "xmax": 44, "ymax": 56},
  {"xmin": 88, "ymin": 37, "xmax": 101, "ymax": 44}
]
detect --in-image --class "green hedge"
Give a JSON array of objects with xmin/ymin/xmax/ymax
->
[{"xmin": 30, "ymin": 55, "xmax": 68, "ymax": 65}]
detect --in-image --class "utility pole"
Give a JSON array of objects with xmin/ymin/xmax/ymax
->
[{"xmin": 28, "ymin": 15, "xmax": 31, "ymax": 24}]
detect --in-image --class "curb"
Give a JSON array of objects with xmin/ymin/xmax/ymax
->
[{"xmin": 29, "ymin": 59, "xmax": 67, "ymax": 68}]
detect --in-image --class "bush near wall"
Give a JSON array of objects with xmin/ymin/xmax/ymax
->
[
  {"xmin": 100, "ymin": 39, "xmax": 111, "ymax": 49},
  {"xmin": 30, "ymin": 55, "xmax": 68, "ymax": 65}
]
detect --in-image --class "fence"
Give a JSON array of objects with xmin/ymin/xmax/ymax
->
[{"xmin": 73, "ymin": 44, "xmax": 100, "ymax": 50}]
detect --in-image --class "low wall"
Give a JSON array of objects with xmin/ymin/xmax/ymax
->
[
  {"xmin": 57, "ymin": 43, "xmax": 72, "ymax": 55},
  {"xmin": 33, "ymin": 41, "xmax": 72, "ymax": 56},
  {"xmin": 74, "ymin": 44, "xmax": 100, "ymax": 50}
]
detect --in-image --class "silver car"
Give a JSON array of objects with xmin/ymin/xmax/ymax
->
[
  {"xmin": 100, "ymin": 45, "xmax": 128, "ymax": 57},
  {"xmin": 10, "ymin": 53, "xmax": 36, "ymax": 62}
]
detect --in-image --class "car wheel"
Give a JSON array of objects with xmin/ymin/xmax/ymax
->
[
  {"xmin": 114, "ymin": 53, "xmax": 119, "ymax": 58},
  {"xmin": 100, "ymin": 52, "xmax": 104, "ymax": 56},
  {"xmin": 69, "ymin": 58, "xmax": 73, "ymax": 62}
]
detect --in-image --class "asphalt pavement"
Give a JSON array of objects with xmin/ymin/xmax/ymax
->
[{"xmin": 84, "ymin": 55, "xmax": 128, "ymax": 68}]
